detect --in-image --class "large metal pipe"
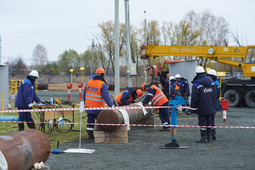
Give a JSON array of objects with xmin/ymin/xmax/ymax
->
[
  {"xmin": 97, "ymin": 103, "xmax": 151, "ymax": 132},
  {"xmin": 0, "ymin": 129, "xmax": 51, "ymax": 170}
]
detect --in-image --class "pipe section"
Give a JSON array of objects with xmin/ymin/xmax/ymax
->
[
  {"xmin": 97, "ymin": 103, "xmax": 151, "ymax": 132},
  {"xmin": 0, "ymin": 129, "xmax": 51, "ymax": 170}
]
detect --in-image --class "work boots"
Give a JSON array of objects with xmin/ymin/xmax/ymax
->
[
  {"xmin": 28, "ymin": 123, "xmax": 36, "ymax": 129},
  {"xmin": 87, "ymin": 130, "xmax": 94, "ymax": 140},
  {"xmin": 196, "ymin": 129, "xmax": 207, "ymax": 143},
  {"xmin": 18, "ymin": 123, "xmax": 24, "ymax": 131},
  {"xmin": 207, "ymin": 128, "xmax": 212, "ymax": 143},
  {"xmin": 212, "ymin": 128, "xmax": 216, "ymax": 140}
]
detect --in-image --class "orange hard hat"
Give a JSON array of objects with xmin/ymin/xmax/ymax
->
[
  {"xmin": 166, "ymin": 73, "xmax": 169, "ymax": 78},
  {"xmin": 96, "ymin": 68, "xmax": 105, "ymax": 74},
  {"xmin": 142, "ymin": 82, "xmax": 149, "ymax": 91},
  {"xmin": 136, "ymin": 89, "xmax": 143, "ymax": 98}
]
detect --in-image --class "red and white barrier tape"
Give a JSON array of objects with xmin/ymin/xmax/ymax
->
[
  {"xmin": 0, "ymin": 105, "xmax": 190, "ymax": 113},
  {"xmin": 0, "ymin": 121, "xmax": 254, "ymax": 129}
]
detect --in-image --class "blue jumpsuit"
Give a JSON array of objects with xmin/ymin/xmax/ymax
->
[
  {"xmin": 191, "ymin": 73, "xmax": 217, "ymax": 127},
  {"xmin": 15, "ymin": 78, "xmax": 40, "ymax": 131}
]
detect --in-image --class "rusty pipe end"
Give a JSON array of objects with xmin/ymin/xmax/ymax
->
[{"xmin": 97, "ymin": 109, "xmax": 123, "ymax": 132}]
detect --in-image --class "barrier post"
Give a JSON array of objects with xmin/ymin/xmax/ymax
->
[
  {"xmin": 161, "ymin": 96, "xmax": 189, "ymax": 149},
  {"xmin": 67, "ymin": 83, "xmax": 72, "ymax": 101},
  {"xmin": 78, "ymin": 82, "xmax": 83, "ymax": 100},
  {"xmin": 221, "ymin": 100, "xmax": 229, "ymax": 123},
  {"xmin": 48, "ymin": 72, "xmax": 51, "ymax": 82}
]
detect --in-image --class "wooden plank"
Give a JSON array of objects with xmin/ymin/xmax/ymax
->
[
  {"xmin": 44, "ymin": 111, "xmax": 57, "ymax": 120},
  {"xmin": 56, "ymin": 111, "xmax": 73, "ymax": 117},
  {"xmin": 94, "ymin": 126, "xmax": 128, "ymax": 144}
]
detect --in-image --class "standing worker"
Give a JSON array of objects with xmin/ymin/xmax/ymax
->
[
  {"xmin": 163, "ymin": 73, "xmax": 170, "ymax": 99},
  {"xmin": 141, "ymin": 81, "xmax": 170, "ymax": 130},
  {"xmin": 15, "ymin": 70, "xmax": 40, "ymax": 131},
  {"xmin": 175, "ymin": 74, "xmax": 190, "ymax": 114},
  {"xmin": 207, "ymin": 69, "xmax": 222, "ymax": 140},
  {"xmin": 146, "ymin": 65, "xmax": 164, "ymax": 85},
  {"xmin": 169, "ymin": 76, "xmax": 181, "ymax": 100},
  {"xmin": 190, "ymin": 66, "xmax": 217, "ymax": 143},
  {"xmin": 83, "ymin": 68, "xmax": 113, "ymax": 140},
  {"xmin": 113, "ymin": 87, "xmax": 143, "ymax": 106}
]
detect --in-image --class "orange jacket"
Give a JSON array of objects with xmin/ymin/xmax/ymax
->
[
  {"xmin": 150, "ymin": 85, "xmax": 168, "ymax": 106},
  {"xmin": 85, "ymin": 79, "xmax": 105, "ymax": 107},
  {"xmin": 116, "ymin": 90, "xmax": 133, "ymax": 105},
  {"xmin": 173, "ymin": 83, "xmax": 180, "ymax": 96}
]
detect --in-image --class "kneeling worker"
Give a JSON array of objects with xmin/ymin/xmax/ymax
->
[
  {"xmin": 141, "ymin": 82, "xmax": 170, "ymax": 130},
  {"xmin": 83, "ymin": 68, "xmax": 113, "ymax": 140},
  {"xmin": 114, "ymin": 87, "xmax": 143, "ymax": 106}
]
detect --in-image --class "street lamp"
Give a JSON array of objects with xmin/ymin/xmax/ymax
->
[
  {"xmin": 70, "ymin": 69, "xmax": 74, "ymax": 84},
  {"xmin": 80, "ymin": 67, "xmax": 85, "ymax": 83},
  {"xmin": 78, "ymin": 67, "xmax": 85, "ymax": 100}
]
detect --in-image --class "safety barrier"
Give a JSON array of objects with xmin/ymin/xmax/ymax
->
[
  {"xmin": 0, "ymin": 121, "xmax": 254, "ymax": 129},
  {"xmin": 0, "ymin": 105, "xmax": 194, "ymax": 113},
  {"xmin": 1, "ymin": 105, "xmax": 254, "ymax": 129}
]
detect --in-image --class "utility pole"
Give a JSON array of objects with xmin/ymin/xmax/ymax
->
[
  {"xmin": 125, "ymin": 0, "xmax": 132, "ymax": 87},
  {"xmin": 114, "ymin": 0, "xmax": 120, "ymax": 97},
  {"xmin": 0, "ymin": 35, "xmax": 2, "ymax": 64},
  {"xmin": 144, "ymin": 11, "xmax": 147, "ymax": 82},
  {"xmin": 90, "ymin": 39, "xmax": 94, "ymax": 79}
]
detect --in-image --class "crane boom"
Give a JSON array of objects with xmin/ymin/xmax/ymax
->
[{"xmin": 141, "ymin": 44, "xmax": 255, "ymax": 77}]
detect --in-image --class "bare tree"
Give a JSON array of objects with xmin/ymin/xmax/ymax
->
[
  {"xmin": 184, "ymin": 9, "xmax": 230, "ymax": 68},
  {"xmin": 185, "ymin": 9, "xmax": 230, "ymax": 46},
  {"xmin": 32, "ymin": 44, "xmax": 48, "ymax": 66},
  {"xmin": 8, "ymin": 57, "xmax": 27, "ymax": 73}
]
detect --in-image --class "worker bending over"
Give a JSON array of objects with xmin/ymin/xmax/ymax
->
[
  {"xmin": 83, "ymin": 68, "xmax": 113, "ymax": 140},
  {"xmin": 15, "ymin": 70, "xmax": 40, "ymax": 131},
  {"xmin": 141, "ymin": 81, "xmax": 170, "ymax": 130},
  {"xmin": 114, "ymin": 87, "xmax": 143, "ymax": 106}
]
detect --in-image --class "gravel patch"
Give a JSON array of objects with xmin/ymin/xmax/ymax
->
[{"xmin": 46, "ymin": 107, "xmax": 255, "ymax": 170}]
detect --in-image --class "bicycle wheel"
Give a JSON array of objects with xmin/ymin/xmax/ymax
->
[
  {"xmin": 36, "ymin": 123, "xmax": 52, "ymax": 136},
  {"xmin": 57, "ymin": 118, "xmax": 72, "ymax": 133}
]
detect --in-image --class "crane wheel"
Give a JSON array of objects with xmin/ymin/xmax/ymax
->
[
  {"xmin": 223, "ymin": 89, "xmax": 242, "ymax": 107},
  {"xmin": 245, "ymin": 91, "xmax": 255, "ymax": 107}
]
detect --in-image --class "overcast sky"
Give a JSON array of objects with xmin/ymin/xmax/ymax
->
[{"xmin": 0, "ymin": 0, "xmax": 254, "ymax": 65}]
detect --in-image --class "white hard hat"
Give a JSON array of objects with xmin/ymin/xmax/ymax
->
[
  {"xmin": 195, "ymin": 66, "xmax": 205, "ymax": 73},
  {"xmin": 175, "ymin": 74, "xmax": 181, "ymax": 79},
  {"xmin": 29, "ymin": 70, "xmax": 39, "ymax": 78},
  {"xmin": 207, "ymin": 69, "xmax": 217, "ymax": 76},
  {"xmin": 169, "ymin": 76, "xmax": 175, "ymax": 80}
]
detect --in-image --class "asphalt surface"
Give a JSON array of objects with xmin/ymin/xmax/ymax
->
[{"xmin": 46, "ymin": 107, "xmax": 255, "ymax": 170}]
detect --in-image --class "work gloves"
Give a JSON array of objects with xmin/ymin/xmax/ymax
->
[{"xmin": 28, "ymin": 103, "xmax": 34, "ymax": 108}]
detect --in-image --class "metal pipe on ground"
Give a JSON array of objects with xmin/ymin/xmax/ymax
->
[
  {"xmin": 0, "ymin": 129, "xmax": 51, "ymax": 170},
  {"xmin": 97, "ymin": 103, "xmax": 152, "ymax": 132}
]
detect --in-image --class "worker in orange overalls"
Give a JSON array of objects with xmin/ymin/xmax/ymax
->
[
  {"xmin": 113, "ymin": 87, "xmax": 143, "ymax": 106},
  {"xmin": 169, "ymin": 76, "xmax": 181, "ymax": 100},
  {"xmin": 141, "ymin": 81, "xmax": 170, "ymax": 131},
  {"xmin": 83, "ymin": 68, "xmax": 113, "ymax": 140}
]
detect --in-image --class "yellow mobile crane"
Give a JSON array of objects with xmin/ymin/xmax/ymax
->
[{"xmin": 140, "ymin": 44, "xmax": 255, "ymax": 107}]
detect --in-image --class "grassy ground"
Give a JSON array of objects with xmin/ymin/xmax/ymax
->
[{"xmin": 1, "ymin": 101, "xmax": 89, "ymax": 149}]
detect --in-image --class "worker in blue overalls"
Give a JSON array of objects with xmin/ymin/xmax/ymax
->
[
  {"xmin": 175, "ymin": 74, "xmax": 190, "ymax": 114},
  {"xmin": 15, "ymin": 70, "xmax": 40, "ymax": 131},
  {"xmin": 169, "ymin": 76, "xmax": 181, "ymax": 100},
  {"xmin": 207, "ymin": 69, "xmax": 222, "ymax": 140}
]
